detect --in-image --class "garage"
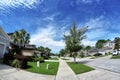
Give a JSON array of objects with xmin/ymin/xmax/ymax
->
[{"xmin": 0, "ymin": 43, "xmax": 5, "ymax": 58}]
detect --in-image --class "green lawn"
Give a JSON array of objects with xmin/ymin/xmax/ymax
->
[
  {"xmin": 49, "ymin": 58, "xmax": 58, "ymax": 60},
  {"xmin": 90, "ymin": 55, "xmax": 108, "ymax": 59},
  {"xmin": 111, "ymin": 55, "xmax": 120, "ymax": 59},
  {"xmin": 26, "ymin": 62, "xmax": 59, "ymax": 75},
  {"xmin": 67, "ymin": 62, "xmax": 94, "ymax": 74}
]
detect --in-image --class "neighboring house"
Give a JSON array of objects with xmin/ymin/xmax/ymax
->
[
  {"xmin": 8, "ymin": 32, "xmax": 37, "ymax": 57},
  {"xmin": 10, "ymin": 42, "xmax": 36, "ymax": 56},
  {"xmin": 7, "ymin": 32, "xmax": 14, "ymax": 42},
  {"xmin": 0, "ymin": 27, "xmax": 10, "ymax": 58},
  {"xmin": 88, "ymin": 47, "xmax": 99, "ymax": 56},
  {"xmin": 22, "ymin": 44, "xmax": 36, "ymax": 56},
  {"xmin": 100, "ymin": 40, "xmax": 115, "ymax": 55},
  {"xmin": 98, "ymin": 47, "xmax": 113, "ymax": 55},
  {"xmin": 103, "ymin": 41, "xmax": 114, "ymax": 49}
]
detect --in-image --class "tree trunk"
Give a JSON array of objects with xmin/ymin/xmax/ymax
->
[
  {"xmin": 72, "ymin": 52, "xmax": 77, "ymax": 63},
  {"xmin": 74, "ymin": 57, "xmax": 76, "ymax": 63}
]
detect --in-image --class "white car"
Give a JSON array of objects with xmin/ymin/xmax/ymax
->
[{"xmin": 112, "ymin": 50, "xmax": 118, "ymax": 55}]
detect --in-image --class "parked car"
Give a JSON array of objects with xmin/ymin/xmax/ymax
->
[
  {"xmin": 112, "ymin": 50, "xmax": 118, "ymax": 56},
  {"xmin": 93, "ymin": 53, "xmax": 102, "ymax": 56}
]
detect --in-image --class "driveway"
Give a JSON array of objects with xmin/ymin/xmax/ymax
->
[
  {"xmin": 0, "ymin": 64, "xmax": 55, "ymax": 80},
  {"xmin": 82, "ymin": 55, "xmax": 120, "ymax": 74},
  {"xmin": 77, "ymin": 55, "xmax": 120, "ymax": 80}
]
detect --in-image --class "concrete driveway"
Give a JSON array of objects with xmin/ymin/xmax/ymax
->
[
  {"xmin": 82, "ymin": 55, "xmax": 120, "ymax": 73},
  {"xmin": 0, "ymin": 64, "xmax": 55, "ymax": 80},
  {"xmin": 77, "ymin": 55, "xmax": 120, "ymax": 80}
]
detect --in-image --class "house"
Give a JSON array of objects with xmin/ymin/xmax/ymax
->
[
  {"xmin": 88, "ymin": 47, "xmax": 99, "ymax": 56},
  {"xmin": 103, "ymin": 41, "xmax": 114, "ymax": 49},
  {"xmin": 98, "ymin": 47, "xmax": 113, "ymax": 55},
  {"xmin": 0, "ymin": 27, "xmax": 10, "ymax": 58},
  {"xmin": 10, "ymin": 42, "xmax": 36, "ymax": 56},
  {"xmin": 22, "ymin": 44, "xmax": 36, "ymax": 56}
]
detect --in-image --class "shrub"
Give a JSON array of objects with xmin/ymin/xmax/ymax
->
[
  {"xmin": 12, "ymin": 59, "xmax": 20, "ymax": 68},
  {"xmin": 3, "ymin": 53, "xmax": 15, "ymax": 64},
  {"xmin": 15, "ymin": 54, "xmax": 28, "ymax": 69},
  {"xmin": 33, "ymin": 57, "xmax": 44, "ymax": 63}
]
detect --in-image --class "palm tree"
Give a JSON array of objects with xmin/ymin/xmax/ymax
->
[
  {"xmin": 64, "ymin": 22, "xmax": 88, "ymax": 63},
  {"xmin": 13, "ymin": 29, "xmax": 30, "ymax": 46}
]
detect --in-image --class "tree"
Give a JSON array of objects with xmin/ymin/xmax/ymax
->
[
  {"xmin": 13, "ymin": 29, "xmax": 30, "ymax": 46},
  {"xmin": 38, "ymin": 46, "xmax": 45, "ymax": 52},
  {"xmin": 45, "ymin": 47, "xmax": 51, "ymax": 57},
  {"xmin": 59, "ymin": 49, "xmax": 66, "ymax": 57},
  {"xmin": 114, "ymin": 37, "xmax": 120, "ymax": 53},
  {"xmin": 95, "ymin": 39, "xmax": 107, "ymax": 49},
  {"xmin": 84, "ymin": 46, "xmax": 91, "ymax": 56},
  {"xmin": 64, "ymin": 22, "xmax": 88, "ymax": 63},
  {"xmin": 37, "ymin": 46, "xmax": 51, "ymax": 58}
]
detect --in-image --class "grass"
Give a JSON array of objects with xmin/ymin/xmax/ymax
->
[
  {"xmin": 26, "ymin": 61, "xmax": 59, "ymax": 75},
  {"xmin": 90, "ymin": 55, "xmax": 109, "ymax": 59},
  {"xmin": 67, "ymin": 62, "xmax": 94, "ymax": 74},
  {"xmin": 111, "ymin": 55, "xmax": 120, "ymax": 59},
  {"xmin": 49, "ymin": 58, "xmax": 58, "ymax": 60}
]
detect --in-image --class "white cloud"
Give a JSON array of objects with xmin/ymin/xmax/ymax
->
[
  {"xmin": 84, "ymin": 16, "xmax": 110, "ymax": 39},
  {"xmin": 81, "ymin": 15, "xmax": 120, "ymax": 47},
  {"xmin": 76, "ymin": 0, "xmax": 100, "ymax": 4},
  {"xmin": 82, "ymin": 39, "xmax": 96, "ymax": 46},
  {"xmin": 0, "ymin": 0, "xmax": 42, "ymax": 14},
  {"xmin": 80, "ymin": 16, "xmax": 109, "ymax": 46},
  {"xmin": 30, "ymin": 25, "xmax": 65, "ymax": 53}
]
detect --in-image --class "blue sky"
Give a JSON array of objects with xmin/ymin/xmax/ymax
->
[{"xmin": 0, "ymin": 0, "xmax": 120, "ymax": 53}]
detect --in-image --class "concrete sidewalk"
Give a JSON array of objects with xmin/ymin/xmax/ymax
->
[{"xmin": 55, "ymin": 59, "xmax": 79, "ymax": 80}]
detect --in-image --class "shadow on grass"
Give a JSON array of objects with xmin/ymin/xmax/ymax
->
[
  {"xmin": 78, "ymin": 60, "xmax": 92, "ymax": 64},
  {"xmin": 26, "ymin": 65, "xmax": 32, "ymax": 68}
]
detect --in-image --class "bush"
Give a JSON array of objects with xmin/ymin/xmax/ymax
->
[
  {"xmin": 3, "ymin": 53, "xmax": 15, "ymax": 64},
  {"xmin": 15, "ymin": 54, "xmax": 28, "ymax": 69},
  {"xmin": 12, "ymin": 59, "xmax": 20, "ymax": 68},
  {"xmin": 33, "ymin": 57, "xmax": 44, "ymax": 63}
]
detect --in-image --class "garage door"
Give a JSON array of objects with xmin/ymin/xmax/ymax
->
[{"xmin": 0, "ymin": 44, "xmax": 5, "ymax": 58}]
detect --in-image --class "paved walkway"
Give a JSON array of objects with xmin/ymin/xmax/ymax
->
[{"xmin": 55, "ymin": 59, "xmax": 79, "ymax": 80}]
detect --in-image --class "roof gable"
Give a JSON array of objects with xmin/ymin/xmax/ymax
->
[{"xmin": 0, "ymin": 27, "xmax": 10, "ymax": 40}]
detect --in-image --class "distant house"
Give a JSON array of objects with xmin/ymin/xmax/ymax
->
[
  {"xmin": 22, "ymin": 44, "xmax": 36, "ymax": 56},
  {"xmin": 0, "ymin": 27, "xmax": 10, "ymax": 58},
  {"xmin": 88, "ymin": 47, "xmax": 99, "ymax": 56},
  {"xmin": 8, "ymin": 32, "xmax": 36, "ymax": 57},
  {"xmin": 103, "ymin": 41, "xmax": 114, "ymax": 49},
  {"xmin": 100, "ymin": 40, "xmax": 115, "ymax": 55},
  {"xmin": 98, "ymin": 47, "xmax": 113, "ymax": 55},
  {"xmin": 9, "ymin": 42, "xmax": 36, "ymax": 57}
]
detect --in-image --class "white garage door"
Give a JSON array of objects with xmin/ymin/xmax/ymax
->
[{"xmin": 0, "ymin": 44, "xmax": 5, "ymax": 58}]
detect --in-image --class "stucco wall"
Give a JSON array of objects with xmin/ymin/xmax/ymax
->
[{"xmin": 22, "ymin": 50, "xmax": 35, "ymax": 56}]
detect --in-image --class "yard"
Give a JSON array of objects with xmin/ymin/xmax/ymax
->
[
  {"xmin": 67, "ymin": 62, "xmax": 94, "ymax": 74},
  {"xmin": 26, "ymin": 61, "xmax": 59, "ymax": 75},
  {"xmin": 111, "ymin": 55, "xmax": 120, "ymax": 59}
]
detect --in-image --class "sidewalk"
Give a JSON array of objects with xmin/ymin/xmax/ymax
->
[{"xmin": 55, "ymin": 59, "xmax": 79, "ymax": 80}]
